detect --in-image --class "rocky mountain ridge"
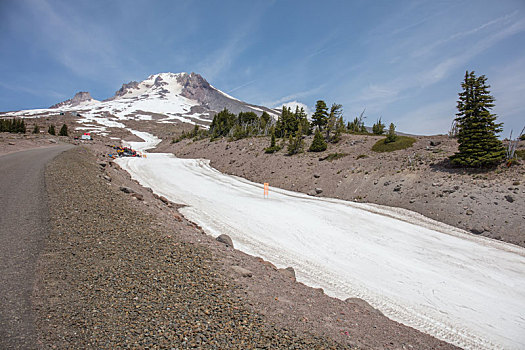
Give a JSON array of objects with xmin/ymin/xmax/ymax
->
[{"xmin": 50, "ymin": 91, "xmax": 96, "ymax": 109}]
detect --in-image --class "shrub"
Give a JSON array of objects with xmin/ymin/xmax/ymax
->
[
  {"xmin": 325, "ymin": 152, "xmax": 347, "ymax": 161},
  {"xmin": 515, "ymin": 149, "xmax": 525, "ymax": 160},
  {"xmin": 356, "ymin": 154, "xmax": 368, "ymax": 159},
  {"xmin": 48, "ymin": 125, "xmax": 56, "ymax": 135},
  {"xmin": 32, "ymin": 124, "xmax": 40, "ymax": 134},
  {"xmin": 309, "ymin": 128, "xmax": 327, "ymax": 152},
  {"xmin": 372, "ymin": 136, "xmax": 416, "ymax": 152}
]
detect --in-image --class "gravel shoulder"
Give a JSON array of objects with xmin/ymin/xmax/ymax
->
[{"xmin": 35, "ymin": 146, "xmax": 457, "ymax": 349}]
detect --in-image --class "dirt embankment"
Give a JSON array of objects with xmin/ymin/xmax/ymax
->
[
  {"xmin": 34, "ymin": 145, "xmax": 457, "ymax": 349},
  {"xmin": 158, "ymin": 133, "xmax": 525, "ymax": 248}
]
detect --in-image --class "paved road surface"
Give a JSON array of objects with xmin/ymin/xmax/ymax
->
[{"xmin": 0, "ymin": 145, "xmax": 73, "ymax": 349}]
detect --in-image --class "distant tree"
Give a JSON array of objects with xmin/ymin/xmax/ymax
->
[
  {"xmin": 48, "ymin": 125, "xmax": 56, "ymax": 135},
  {"xmin": 326, "ymin": 103, "xmax": 343, "ymax": 142},
  {"xmin": 237, "ymin": 111, "xmax": 258, "ymax": 125},
  {"xmin": 210, "ymin": 108, "xmax": 236, "ymax": 138},
  {"xmin": 287, "ymin": 124, "xmax": 304, "ymax": 155},
  {"xmin": 332, "ymin": 116, "xmax": 346, "ymax": 143},
  {"xmin": 450, "ymin": 71, "xmax": 505, "ymax": 167},
  {"xmin": 259, "ymin": 111, "xmax": 271, "ymax": 132},
  {"xmin": 312, "ymin": 100, "xmax": 328, "ymax": 130},
  {"xmin": 309, "ymin": 128, "xmax": 327, "ymax": 152},
  {"xmin": 385, "ymin": 123, "xmax": 397, "ymax": 143},
  {"xmin": 32, "ymin": 124, "xmax": 40, "ymax": 134},
  {"xmin": 372, "ymin": 117, "xmax": 385, "ymax": 135},
  {"xmin": 59, "ymin": 123, "xmax": 68, "ymax": 136},
  {"xmin": 265, "ymin": 127, "xmax": 281, "ymax": 153},
  {"xmin": 347, "ymin": 109, "xmax": 367, "ymax": 133}
]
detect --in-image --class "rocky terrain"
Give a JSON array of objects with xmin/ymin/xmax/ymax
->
[
  {"xmin": 159, "ymin": 132, "xmax": 525, "ymax": 248},
  {"xmin": 32, "ymin": 145, "xmax": 457, "ymax": 349}
]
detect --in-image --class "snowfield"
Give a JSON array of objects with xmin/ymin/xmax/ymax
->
[{"xmin": 116, "ymin": 132, "xmax": 525, "ymax": 350}]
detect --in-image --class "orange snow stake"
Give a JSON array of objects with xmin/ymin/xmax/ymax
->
[{"xmin": 264, "ymin": 183, "xmax": 269, "ymax": 198}]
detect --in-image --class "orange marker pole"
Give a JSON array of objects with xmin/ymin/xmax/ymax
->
[{"xmin": 264, "ymin": 183, "xmax": 269, "ymax": 198}]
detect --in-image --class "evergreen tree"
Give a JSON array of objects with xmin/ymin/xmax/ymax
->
[
  {"xmin": 386, "ymin": 123, "xmax": 397, "ymax": 143},
  {"xmin": 372, "ymin": 117, "xmax": 385, "ymax": 135},
  {"xmin": 450, "ymin": 71, "xmax": 505, "ymax": 167},
  {"xmin": 312, "ymin": 100, "xmax": 328, "ymax": 130},
  {"xmin": 347, "ymin": 109, "xmax": 367, "ymax": 133},
  {"xmin": 287, "ymin": 124, "xmax": 304, "ymax": 155},
  {"xmin": 210, "ymin": 108, "xmax": 236, "ymax": 138},
  {"xmin": 309, "ymin": 128, "xmax": 327, "ymax": 152},
  {"xmin": 48, "ymin": 125, "xmax": 56, "ymax": 135},
  {"xmin": 33, "ymin": 124, "xmax": 40, "ymax": 134},
  {"xmin": 264, "ymin": 127, "xmax": 280, "ymax": 153},
  {"xmin": 326, "ymin": 103, "xmax": 343, "ymax": 142},
  {"xmin": 59, "ymin": 123, "xmax": 68, "ymax": 136},
  {"xmin": 259, "ymin": 111, "xmax": 271, "ymax": 132}
]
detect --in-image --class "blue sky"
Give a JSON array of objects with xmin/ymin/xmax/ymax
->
[{"xmin": 1, "ymin": 0, "xmax": 524, "ymax": 135}]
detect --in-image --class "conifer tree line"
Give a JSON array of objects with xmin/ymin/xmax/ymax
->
[
  {"xmin": 0, "ymin": 118, "xmax": 70, "ymax": 137},
  {"xmin": 0, "ymin": 118, "xmax": 26, "ymax": 133},
  {"xmin": 174, "ymin": 101, "xmax": 400, "ymax": 155}
]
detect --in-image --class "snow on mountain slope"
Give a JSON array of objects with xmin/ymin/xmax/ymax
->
[{"xmin": 0, "ymin": 72, "xmax": 279, "ymax": 134}]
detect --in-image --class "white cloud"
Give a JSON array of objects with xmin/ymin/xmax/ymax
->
[{"xmin": 278, "ymin": 101, "xmax": 311, "ymax": 116}]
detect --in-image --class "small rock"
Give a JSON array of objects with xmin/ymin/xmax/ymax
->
[
  {"xmin": 393, "ymin": 184, "xmax": 402, "ymax": 192},
  {"xmin": 231, "ymin": 265, "xmax": 252, "ymax": 277},
  {"xmin": 8, "ymin": 142, "xmax": 15, "ymax": 145},
  {"xmin": 313, "ymin": 174, "xmax": 321, "ymax": 178},
  {"xmin": 278, "ymin": 267, "xmax": 296, "ymax": 281},
  {"xmin": 470, "ymin": 226, "xmax": 485, "ymax": 235},
  {"xmin": 512, "ymin": 181, "xmax": 520, "ymax": 186},
  {"xmin": 466, "ymin": 209, "xmax": 474, "ymax": 215},
  {"xmin": 131, "ymin": 193, "xmax": 144, "ymax": 201},
  {"xmin": 409, "ymin": 199, "xmax": 416, "ymax": 203},
  {"xmin": 159, "ymin": 196, "xmax": 169, "ymax": 204},
  {"xmin": 49, "ymin": 139, "xmax": 57, "ymax": 143},
  {"xmin": 383, "ymin": 181, "xmax": 390, "ymax": 186},
  {"xmin": 307, "ymin": 189, "xmax": 317, "ymax": 196},
  {"xmin": 429, "ymin": 140, "xmax": 441, "ymax": 146},
  {"xmin": 315, "ymin": 188, "xmax": 323, "ymax": 194},
  {"xmin": 103, "ymin": 175, "xmax": 111, "ymax": 182},
  {"xmin": 119, "ymin": 186, "xmax": 134, "ymax": 194},
  {"xmin": 98, "ymin": 162, "xmax": 107, "ymax": 168},
  {"xmin": 432, "ymin": 182, "xmax": 443, "ymax": 187},
  {"xmin": 216, "ymin": 234, "xmax": 234, "ymax": 248},
  {"xmin": 504, "ymin": 195, "xmax": 515, "ymax": 203}
]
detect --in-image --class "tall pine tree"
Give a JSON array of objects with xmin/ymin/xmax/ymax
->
[
  {"xmin": 312, "ymin": 100, "xmax": 328, "ymax": 130},
  {"xmin": 450, "ymin": 71, "xmax": 505, "ymax": 167}
]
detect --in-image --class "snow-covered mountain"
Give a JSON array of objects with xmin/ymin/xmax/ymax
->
[{"xmin": 1, "ymin": 72, "xmax": 279, "ymax": 133}]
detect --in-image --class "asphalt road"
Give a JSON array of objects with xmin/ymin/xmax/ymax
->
[{"xmin": 0, "ymin": 145, "xmax": 73, "ymax": 349}]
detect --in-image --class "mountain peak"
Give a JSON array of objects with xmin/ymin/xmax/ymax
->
[{"xmin": 50, "ymin": 91, "xmax": 96, "ymax": 109}]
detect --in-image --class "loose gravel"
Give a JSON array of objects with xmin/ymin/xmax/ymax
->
[{"xmin": 35, "ymin": 147, "xmax": 347, "ymax": 349}]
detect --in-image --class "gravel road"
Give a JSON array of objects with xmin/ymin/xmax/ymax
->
[{"xmin": 0, "ymin": 145, "xmax": 73, "ymax": 349}]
